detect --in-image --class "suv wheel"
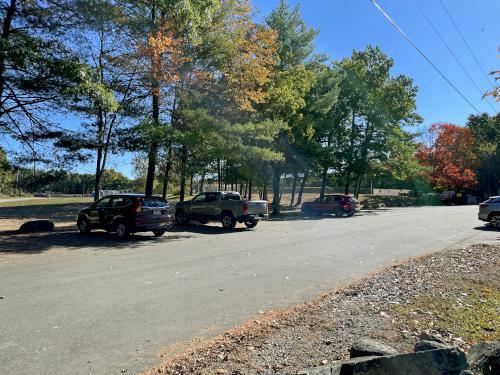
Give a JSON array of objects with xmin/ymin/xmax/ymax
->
[
  {"xmin": 334, "ymin": 208, "xmax": 344, "ymax": 217},
  {"xmin": 490, "ymin": 214, "xmax": 500, "ymax": 228},
  {"xmin": 78, "ymin": 217, "xmax": 91, "ymax": 234},
  {"xmin": 115, "ymin": 221, "xmax": 129, "ymax": 238},
  {"xmin": 221, "ymin": 213, "xmax": 236, "ymax": 229}
]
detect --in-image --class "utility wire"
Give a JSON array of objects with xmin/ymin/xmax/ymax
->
[
  {"xmin": 369, "ymin": 0, "xmax": 481, "ymax": 114},
  {"xmin": 439, "ymin": 0, "xmax": 496, "ymax": 90},
  {"xmin": 413, "ymin": 0, "xmax": 497, "ymax": 113}
]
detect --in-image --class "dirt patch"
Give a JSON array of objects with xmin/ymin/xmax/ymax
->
[{"xmin": 143, "ymin": 244, "xmax": 499, "ymax": 375}]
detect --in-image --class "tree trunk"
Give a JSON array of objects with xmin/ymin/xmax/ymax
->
[
  {"xmin": 344, "ymin": 172, "xmax": 351, "ymax": 195},
  {"xmin": 290, "ymin": 172, "xmax": 298, "ymax": 207},
  {"xmin": 199, "ymin": 172, "xmax": 206, "ymax": 193},
  {"xmin": 179, "ymin": 146, "xmax": 187, "ymax": 202},
  {"xmin": 320, "ymin": 166, "xmax": 328, "ymax": 198},
  {"xmin": 272, "ymin": 168, "xmax": 281, "ymax": 215},
  {"xmin": 262, "ymin": 180, "xmax": 268, "ymax": 201},
  {"xmin": 0, "ymin": 0, "xmax": 16, "ymax": 103},
  {"xmin": 145, "ymin": 1, "xmax": 160, "ymax": 197},
  {"xmin": 217, "ymin": 159, "xmax": 221, "ymax": 191},
  {"xmin": 296, "ymin": 170, "xmax": 308, "ymax": 206},
  {"xmin": 93, "ymin": 109, "xmax": 104, "ymax": 202},
  {"xmin": 189, "ymin": 173, "xmax": 194, "ymax": 196},
  {"xmin": 279, "ymin": 174, "xmax": 286, "ymax": 200},
  {"xmin": 354, "ymin": 174, "xmax": 363, "ymax": 198},
  {"xmin": 248, "ymin": 179, "xmax": 253, "ymax": 201},
  {"xmin": 161, "ymin": 148, "xmax": 172, "ymax": 199}
]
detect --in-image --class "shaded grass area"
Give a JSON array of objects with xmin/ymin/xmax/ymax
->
[
  {"xmin": 0, "ymin": 197, "xmax": 92, "ymax": 207},
  {"xmin": 392, "ymin": 272, "xmax": 500, "ymax": 343}
]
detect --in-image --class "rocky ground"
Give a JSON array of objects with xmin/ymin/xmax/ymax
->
[{"xmin": 144, "ymin": 243, "xmax": 499, "ymax": 375}]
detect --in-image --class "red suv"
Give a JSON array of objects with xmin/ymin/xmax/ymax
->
[
  {"xmin": 301, "ymin": 194, "xmax": 358, "ymax": 217},
  {"xmin": 77, "ymin": 194, "xmax": 174, "ymax": 238}
]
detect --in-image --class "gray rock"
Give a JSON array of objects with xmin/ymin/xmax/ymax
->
[
  {"xmin": 415, "ymin": 340, "xmax": 451, "ymax": 352},
  {"xmin": 459, "ymin": 371, "xmax": 475, "ymax": 375},
  {"xmin": 419, "ymin": 332, "xmax": 447, "ymax": 345},
  {"xmin": 300, "ymin": 348, "xmax": 467, "ymax": 374},
  {"xmin": 349, "ymin": 338, "xmax": 398, "ymax": 358},
  {"xmin": 18, "ymin": 220, "xmax": 54, "ymax": 233},
  {"xmin": 468, "ymin": 341, "xmax": 500, "ymax": 375}
]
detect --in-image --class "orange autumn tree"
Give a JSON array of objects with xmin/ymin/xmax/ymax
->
[
  {"xmin": 417, "ymin": 123, "xmax": 477, "ymax": 191},
  {"xmin": 202, "ymin": 0, "xmax": 277, "ymax": 113}
]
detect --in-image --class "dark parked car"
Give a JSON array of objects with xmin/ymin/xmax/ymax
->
[
  {"xmin": 77, "ymin": 194, "xmax": 174, "ymax": 238},
  {"xmin": 301, "ymin": 194, "xmax": 359, "ymax": 217}
]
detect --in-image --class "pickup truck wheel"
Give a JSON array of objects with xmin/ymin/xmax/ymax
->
[
  {"xmin": 176, "ymin": 211, "xmax": 190, "ymax": 226},
  {"xmin": 77, "ymin": 217, "xmax": 91, "ymax": 234},
  {"xmin": 490, "ymin": 214, "xmax": 500, "ymax": 228},
  {"xmin": 244, "ymin": 220, "xmax": 258, "ymax": 229},
  {"xmin": 221, "ymin": 213, "xmax": 236, "ymax": 229}
]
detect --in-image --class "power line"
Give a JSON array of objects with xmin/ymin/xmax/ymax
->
[
  {"xmin": 413, "ymin": 0, "xmax": 497, "ymax": 113},
  {"xmin": 439, "ymin": 0, "xmax": 496, "ymax": 90},
  {"xmin": 369, "ymin": 0, "xmax": 481, "ymax": 114}
]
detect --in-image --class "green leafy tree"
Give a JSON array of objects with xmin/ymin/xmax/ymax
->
[
  {"xmin": 0, "ymin": 0, "xmax": 85, "ymax": 150},
  {"xmin": 467, "ymin": 113, "xmax": 500, "ymax": 197},
  {"xmin": 264, "ymin": 0, "xmax": 318, "ymax": 214},
  {"xmin": 332, "ymin": 46, "xmax": 422, "ymax": 196}
]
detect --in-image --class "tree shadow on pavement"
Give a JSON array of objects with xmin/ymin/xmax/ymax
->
[
  {"xmin": 0, "ymin": 228, "xmax": 193, "ymax": 255},
  {"xmin": 267, "ymin": 208, "xmax": 386, "ymax": 222},
  {"xmin": 169, "ymin": 223, "xmax": 250, "ymax": 235}
]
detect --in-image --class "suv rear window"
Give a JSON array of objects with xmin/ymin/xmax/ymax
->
[{"xmin": 141, "ymin": 197, "xmax": 168, "ymax": 207}]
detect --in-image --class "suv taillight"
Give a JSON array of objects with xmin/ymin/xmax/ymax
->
[
  {"xmin": 131, "ymin": 198, "xmax": 141, "ymax": 212},
  {"xmin": 243, "ymin": 202, "xmax": 248, "ymax": 214},
  {"xmin": 479, "ymin": 203, "xmax": 488, "ymax": 208}
]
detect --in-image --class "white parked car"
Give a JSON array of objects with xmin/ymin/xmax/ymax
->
[{"xmin": 478, "ymin": 196, "xmax": 500, "ymax": 228}]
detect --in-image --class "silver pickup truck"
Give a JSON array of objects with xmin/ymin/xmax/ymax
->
[{"xmin": 175, "ymin": 191, "xmax": 268, "ymax": 229}]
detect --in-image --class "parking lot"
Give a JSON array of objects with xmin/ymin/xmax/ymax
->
[{"xmin": 0, "ymin": 205, "xmax": 498, "ymax": 375}]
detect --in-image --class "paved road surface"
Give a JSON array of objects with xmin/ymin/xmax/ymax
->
[{"xmin": 0, "ymin": 206, "xmax": 498, "ymax": 375}]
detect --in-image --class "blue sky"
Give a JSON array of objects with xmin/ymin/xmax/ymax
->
[
  {"xmin": 252, "ymin": 0, "xmax": 499, "ymax": 123},
  {"xmin": 10, "ymin": 0, "xmax": 499, "ymax": 178}
]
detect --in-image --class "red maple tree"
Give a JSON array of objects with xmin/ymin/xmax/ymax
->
[{"xmin": 417, "ymin": 123, "xmax": 477, "ymax": 191}]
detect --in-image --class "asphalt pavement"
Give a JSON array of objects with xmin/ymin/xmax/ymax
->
[{"xmin": 0, "ymin": 205, "xmax": 498, "ymax": 375}]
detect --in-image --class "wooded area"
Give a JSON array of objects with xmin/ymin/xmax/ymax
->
[{"xmin": 0, "ymin": 0, "xmax": 499, "ymax": 212}]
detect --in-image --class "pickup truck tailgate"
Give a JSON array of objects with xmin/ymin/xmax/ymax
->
[{"xmin": 247, "ymin": 200, "xmax": 268, "ymax": 215}]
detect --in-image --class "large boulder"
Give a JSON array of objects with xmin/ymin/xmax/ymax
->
[
  {"xmin": 349, "ymin": 338, "xmax": 398, "ymax": 358},
  {"xmin": 419, "ymin": 332, "xmax": 447, "ymax": 345},
  {"xmin": 18, "ymin": 220, "xmax": 54, "ymax": 233},
  {"xmin": 299, "ymin": 348, "xmax": 468, "ymax": 375},
  {"xmin": 468, "ymin": 341, "xmax": 500, "ymax": 375},
  {"xmin": 414, "ymin": 340, "xmax": 451, "ymax": 352}
]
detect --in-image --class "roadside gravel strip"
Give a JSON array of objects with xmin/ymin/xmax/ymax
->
[{"xmin": 144, "ymin": 243, "xmax": 499, "ymax": 375}]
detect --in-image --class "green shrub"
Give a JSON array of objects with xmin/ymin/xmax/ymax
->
[{"xmin": 362, "ymin": 193, "xmax": 441, "ymax": 209}]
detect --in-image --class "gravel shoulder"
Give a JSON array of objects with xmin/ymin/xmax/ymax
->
[{"xmin": 144, "ymin": 243, "xmax": 499, "ymax": 375}]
